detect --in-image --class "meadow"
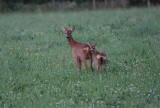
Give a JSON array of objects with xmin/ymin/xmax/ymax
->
[{"xmin": 0, "ymin": 7, "xmax": 160, "ymax": 107}]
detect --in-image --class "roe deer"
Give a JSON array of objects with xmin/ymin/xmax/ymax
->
[
  {"xmin": 62, "ymin": 26, "xmax": 93, "ymax": 71},
  {"xmin": 88, "ymin": 42, "xmax": 107, "ymax": 74}
]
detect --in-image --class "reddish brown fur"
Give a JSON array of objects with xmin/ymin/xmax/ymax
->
[
  {"xmin": 63, "ymin": 26, "xmax": 93, "ymax": 71},
  {"xmin": 88, "ymin": 42, "xmax": 107, "ymax": 74}
]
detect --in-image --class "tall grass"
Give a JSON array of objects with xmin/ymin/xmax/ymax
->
[{"xmin": 0, "ymin": 7, "xmax": 160, "ymax": 107}]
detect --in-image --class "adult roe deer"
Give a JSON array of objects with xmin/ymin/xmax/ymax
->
[
  {"xmin": 62, "ymin": 26, "xmax": 93, "ymax": 71},
  {"xmin": 88, "ymin": 42, "xmax": 107, "ymax": 74}
]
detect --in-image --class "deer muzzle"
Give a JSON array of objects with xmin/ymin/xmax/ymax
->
[{"xmin": 66, "ymin": 36, "xmax": 69, "ymax": 39}]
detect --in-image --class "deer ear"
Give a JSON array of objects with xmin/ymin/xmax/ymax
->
[
  {"xmin": 93, "ymin": 42, "xmax": 97, "ymax": 47},
  {"xmin": 87, "ymin": 42, "xmax": 91, "ymax": 47},
  {"xmin": 62, "ymin": 26, "xmax": 67, "ymax": 31},
  {"xmin": 71, "ymin": 26, "xmax": 75, "ymax": 32}
]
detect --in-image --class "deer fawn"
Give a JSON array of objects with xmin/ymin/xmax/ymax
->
[
  {"xmin": 88, "ymin": 42, "xmax": 107, "ymax": 74},
  {"xmin": 62, "ymin": 26, "xmax": 93, "ymax": 71}
]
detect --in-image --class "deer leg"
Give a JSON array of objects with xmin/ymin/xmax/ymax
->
[
  {"xmin": 78, "ymin": 59, "xmax": 81, "ymax": 71},
  {"xmin": 97, "ymin": 60, "xmax": 101, "ymax": 74},
  {"xmin": 99, "ymin": 66, "xmax": 102, "ymax": 73},
  {"xmin": 75, "ymin": 58, "xmax": 80, "ymax": 71},
  {"xmin": 103, "ymin": 60, "xmax": 107, "ymax": 74},
  {"xmin": 89, "ymin": 55, "xmax": 93, "ymax": 72},
  {"xmin": 82, "ymin": 59, "xmax": 88, "ymax": 70},
  {"xmin": 97, "ymin": 65, "xmax": 100, "ymax": 74}
]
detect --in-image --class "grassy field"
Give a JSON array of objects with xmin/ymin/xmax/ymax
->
[{"xmin": 0, "ymin": 7, "xmax": 160, "ymax": 107}]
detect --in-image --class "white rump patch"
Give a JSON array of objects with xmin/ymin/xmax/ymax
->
[
  {"xmin": 97, "ymin": 55, "xmax": 101, "ymax": 59},
  {"xmin": 97, "ymin": 55, "xmax": 106, "ymax": 60}
]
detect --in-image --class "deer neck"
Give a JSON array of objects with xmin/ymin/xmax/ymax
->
[
  {"xmin": 68, "ymin": 35, "xmax": 78, "ymax": 48},
  {"xmin": 92, "ymin": 50, "xmax": 99, "ymax": 57}
]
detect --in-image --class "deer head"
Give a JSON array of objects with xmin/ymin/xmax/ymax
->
[
  {"xmin": 62, "ymin": 26, "xmax": 75, "ymax": 40},
  {"xmin": 88, "ymin": 42, "xmax": 97, "ymax": 53}
]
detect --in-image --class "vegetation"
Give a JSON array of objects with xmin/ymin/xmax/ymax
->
[
  {"xmin": 0, "ymin": 7, "xmax": 160, "ymax": 107},
  {"xmin": 1, "ymin": 0, "xmax": 160, "ymax": 12}
]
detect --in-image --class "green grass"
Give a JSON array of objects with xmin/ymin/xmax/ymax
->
[{"xmin": 0, "ymin": 7, "xmax": 160, "ymax": 107}]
